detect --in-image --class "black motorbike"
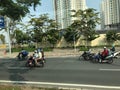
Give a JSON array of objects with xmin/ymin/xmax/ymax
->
[{"xmin": 79, "ymin": 51, "xmax": 95, "ymax": 61}]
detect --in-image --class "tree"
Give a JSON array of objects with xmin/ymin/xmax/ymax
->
[
  {"xmin": 29, "ymin": 14, "xmax": 60, "ymax": 48},
  {"xmin": 43, "ymin": 19, "xmax": 60, "ymax": 47},
  {"xmin": 46, "ymin": 29, "xmax": 59, "ymax": 47},
  {"xmin": 0, "ymin": 0, "xmax": 41, "ymax": 48},
  {"xmin": 106, "ymin": 30, "xmax": 120, "ymax": 45},
  {"xmin": 12, "ymin": 29, "xmax": 29, "ymax": 44},
  {"xmin": 29, "ymin": 14, "xmax": 49, "ymax": 47},
  {"xmin": 0, "ymin": 34, "xmax": 5, "ymax": 44},
  {"xmin": 0, "ymin": 0, "xmax": 41, "ymax": 21},
  {"xmin": 71, "ymin": 8, "xmax": 100, "ymax": 47},
  {"xmin": 64, "ymin": 27, "xmax": 79, "ymax": 45}
]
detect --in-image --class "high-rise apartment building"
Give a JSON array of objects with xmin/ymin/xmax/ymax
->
[
  {"xmin": 53, "ymin": 0, "xmax": 87, "ymax": 29},
  {"xmin": 101, "ymin": 0, "xmax": 120, "ymax": 29}
]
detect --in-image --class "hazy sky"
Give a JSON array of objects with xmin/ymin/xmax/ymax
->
[
  {"xmin": 23, "ymin": 0, "xmax": 101, "ymax": 23},
  {"xmin": 86, "ymin": 0, "xmax": 101, "ymax": 11}
]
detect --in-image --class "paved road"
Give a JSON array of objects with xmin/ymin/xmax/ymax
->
[{"xmin": 0, "ymin": 56, "xmax": 120, "ymax": 89}]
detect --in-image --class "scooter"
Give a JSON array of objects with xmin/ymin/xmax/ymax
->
[
  {"xmin": 26, "ymin": 56, "xmax": 45, "ymax": 67},
  {"xmin": 25, "ymin": 56, "xmax": 35, "ymax": 67},
  {"xmin": 79, "ymin": 50, "xmax": 95, "ymax": 61},
  {"xmin": 91, "ymin": 54, "xmax": 114, "ymax": 64},
  {"xmin": 35, "ymin": 58, "xmax": 45, "ymax": 67},
  {"xmin": 17, "ymin": 54, "xmax": 28, "ymax": 60},
  {"xmin": 99, "ymin": 55, "xmax": 113, "ymax": 64}
]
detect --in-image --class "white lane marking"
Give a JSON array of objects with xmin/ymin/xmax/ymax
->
[
  {"xmin": 7, "ymin": 67, "xmax": 29, "ymax": 70},
  {"xmin": 99, "ymin": 69, "xmax": 120, "ymax": 71},
  {"xmin": 0, "ymin": 80, "xmax": 120, "ymax": 89}
]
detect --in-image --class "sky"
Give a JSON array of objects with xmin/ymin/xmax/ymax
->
[
  {"xmin": 86, "ymin": 0, "xmax": 101, "ymax": 12},
  {"xmin": 23, "ymin": 0, "xmax": 101, "ymax": 23},
  {"xmin": 4, "ymin": 0, "xmax": 101, "ymax": 43}
]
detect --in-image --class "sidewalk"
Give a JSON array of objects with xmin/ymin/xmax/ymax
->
[
  {"xmin": 1, "ymin": 47, "xmax": 120, "ymax": 58},
  {"xmin": 0, "ymin": 49, "xmax": 81, "ymax": 58}
]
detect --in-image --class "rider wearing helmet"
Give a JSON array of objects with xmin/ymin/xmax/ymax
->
[
  {"xmin": 110, "ymin": 44, "xmax": 115, "ymax": 53},
  {"xmin": 33, "ymin": 50, "xmax": 42, "ymax": 64},
  {"xmin": 18, "ymin": 48, "xmax": 28, "ymax": 59},
  {"xmin": 101, "ymin": 47, "xmax": 109, "ymax": 60}
]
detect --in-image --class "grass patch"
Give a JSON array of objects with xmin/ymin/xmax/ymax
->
[
  {"xmin": 0, "ymin": 85, "xmax": 21, "ymax": 90},
  {"xmin": 11, "ymin": 47, "xmax": 53, "ymax": 52},
  {"xmin": 0, "ymin": 85, "xmax": 69, "ymax": 90}
]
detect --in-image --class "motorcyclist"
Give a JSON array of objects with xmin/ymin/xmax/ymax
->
[
  {"xmin": 27, "ymin": 55, "xmax": 35, "ymax": 65},
  {"xmin": 37, "ymin": 48, "xmax": 45, "ymax": 60},
  {"xmin": 33, "ymin": 50, "xmax": 42, "ymax": 64},
  {"xmin": 94, "ymin": 51, "xmax": 101, "ymax": 61},
  {"xmin": 17, "ymin": 48, "xmax": 29, "ymax": 59},
  {"xmin": 101, "ymin": 47, "xmax": 109, "ymax": 60},
  {"xmin": 110, "ymin": 44, "xmax": 115, "ymax": 54}
]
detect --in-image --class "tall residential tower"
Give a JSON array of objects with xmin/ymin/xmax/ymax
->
[
  {"xmin": 101, "ymin": 0, "xmax": 120, "ymax": 29},
  {"xmin": 53, "ymin": 0, "xmax": 87, "ymax": 29}
]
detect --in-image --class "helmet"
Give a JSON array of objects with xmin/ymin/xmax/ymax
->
[
  {"xmin": 104, "ymin": 47, "xmax": 106, "ymax": 49},
  {"xmin": 34, "ymin": 50, "xmax": 37, "ymax": 53}
]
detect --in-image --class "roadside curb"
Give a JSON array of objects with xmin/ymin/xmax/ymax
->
[
  {"xmin": 0, "ymin": 51, "xmax": 80, "ymax": 58},
  {"xmin": 0, "ymin": 80, "xmax": 120, "ymax": 90}
]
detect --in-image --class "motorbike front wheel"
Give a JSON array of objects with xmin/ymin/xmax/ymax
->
[
  {"xmin": 108, "ymin": 58, "xmax": 113, "ymax": 64},
  {"xmin": 79, "ymin": 55, "xmax": 83, "ymax": 60}
]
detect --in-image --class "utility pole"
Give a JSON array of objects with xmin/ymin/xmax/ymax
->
[
  {"xmin": 5, "ymin": 16, "xmax": 11, "ymax": 55},
  {"xmin": 73, "ymin": 34, "xmax": 76, "ymax": 53}
]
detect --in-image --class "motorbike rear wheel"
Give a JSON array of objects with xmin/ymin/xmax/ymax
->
[{"xmin": 83, "ymin": 55, "xmax": 90, "ymax": 61}]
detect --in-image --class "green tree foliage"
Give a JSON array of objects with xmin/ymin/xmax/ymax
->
[
  {"xmin": 71, "ymin": 8, "xmax": 100, "ymax": 43},
  {"xmin": 64, "ymin": 27, "xmax": 79, "ymax": 43},
  {"xmin": 46, "ymin": 29, "xmax": 59, "ymax": 47},
  {"xmin": 29, "ymin": 14, "xmax": 60, "ymax": 47},
  {"xmin": 13, "ymin": 29, "xmax": 30, "ymax": 44},
  {"xmin": 29, "ymin": 14, "xmax": 49, "ymax": 31},
  {"xmin": 29, "ymin": 14, "xmax": 49, "ymax": 44},
  {"xmin": 106, "ymin": 30, "xmax": 120, "ymax": 43},
  {"xmin": 0, "ymin": 0, "xmax": 41, "ymax": 21},
  {"xmin": 0, "ymin": 34, "xmax": 5, "ymax": 44}
]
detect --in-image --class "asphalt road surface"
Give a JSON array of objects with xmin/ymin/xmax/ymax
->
[{"xmin": 0, "ymin": 56, "xmax": 120, "ymax": 89}]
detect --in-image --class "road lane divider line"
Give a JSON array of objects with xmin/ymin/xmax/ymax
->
[
  {"xmin": 99, "ymin": 69, "xmax": 120, "ymax": 71},
  {"xmin": 0, "ymin": 80, "xmax": 120, "ymax": 89},
  {"xmin": 7, "ymin": 67, "xmax": 29, "ymax": 70}
]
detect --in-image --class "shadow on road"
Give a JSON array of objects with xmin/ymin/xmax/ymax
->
[{"xmin": 0, "ymin": 57, "xmax": 30, "ymax": 85}]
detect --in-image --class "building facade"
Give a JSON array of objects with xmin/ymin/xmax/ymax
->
[
  {"xmin": 53, "ymin": 0, "xmax": 87, "ymax": 30},
  {"xmin": 101, "ymin": 0, "xmax": 120, "ymax": 29}
]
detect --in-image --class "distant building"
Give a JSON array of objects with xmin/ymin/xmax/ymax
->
[
  {"xmin": 53, "ymin": 0, "xmax": 87, "ymax": 30},
  {"xmin": 101, "ymin": 0, "xmax": 120, "ymax": 30}
]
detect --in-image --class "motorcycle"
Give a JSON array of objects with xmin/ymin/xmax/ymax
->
[
  {"xmin": 113, "ymin": 51, "xmax": 120, "ymax": 59},
  {"xmin": 17, "ymin": 54, "xmax": 28, "ymax": 60},
  {"xmin": 35, "ymin": 58, "xmax": 45, "ymax": 67},
  {"xmin": 90, "ymin": 53, "xmax": 114, "ymax": 64},
  {"xmin": 79, "ymin": 50, "xmax": 95, "ymax": 61},
  {"xmin": 100, "ymin": 55, "xmax": 113, "ymax": 64},
  {"xmin": 25, "ymin": 59, "xmax": 35, "ymax": 67},
  {"xmin": 25, "ymin": 56, "xmax": 45, "ymax": 67}
]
